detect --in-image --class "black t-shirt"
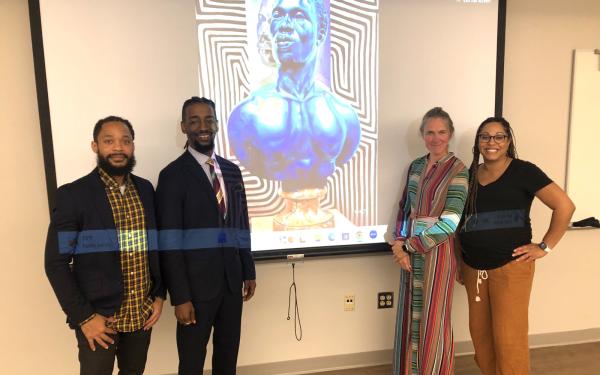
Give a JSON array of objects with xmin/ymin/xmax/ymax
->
[{"xmin": 459, "ymin": 159, "xmax": 552, "ymax": 270}]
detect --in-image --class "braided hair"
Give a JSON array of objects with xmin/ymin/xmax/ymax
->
[
  {"xmin": 181, "ymin": 96, "xmax": 217, "ymax": 122},
  {"xmin": 181, "ymin": 96, "xmax": 217, "ymax": 149},
  {"xmin": 465, "ymin": 117, "xmax": 518, "ymax": 217}
]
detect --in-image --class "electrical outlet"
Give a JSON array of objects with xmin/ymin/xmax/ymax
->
[
  {"xmin": 344, "ymin": 294, "xmax": 355, "ymax": 311},
  {"xmin": 378, "ymin": 292, "xmax": 393, "ymax": 309}
]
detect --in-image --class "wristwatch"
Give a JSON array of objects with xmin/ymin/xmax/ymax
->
[
  {"xmin": 538, "ymin": 241, "xmax": 552, "ymax": 253},
  {"xmin": 402, "ymin": 244, "xmax": 410, "ymax": 254}
]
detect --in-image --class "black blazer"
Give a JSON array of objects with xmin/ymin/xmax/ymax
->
[
  {"xmin": 156, "ymin": 151, "xmax": 255, "ymax": 306},
  {"xmin": 45, "ymin": 170, "xmax": 165, "ymax": 328}
]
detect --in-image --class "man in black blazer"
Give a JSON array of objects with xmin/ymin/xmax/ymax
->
[
  {"xmin": 156, "ymin": 97, "xmax": 256, "ymax": 374},
  {"xmin": 45, "ymin": 116, "xmax": 165, "ymax": 375}
]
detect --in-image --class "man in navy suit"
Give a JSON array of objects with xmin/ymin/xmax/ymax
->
[
  {"xmin": 156, "ymin": 97, "xmax": 256, "ymax": 374},
  {"xmin": 45, "ymin": 116, "xmax": 165, "ymax": 375}
]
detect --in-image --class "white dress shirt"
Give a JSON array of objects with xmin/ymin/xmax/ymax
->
[{"xmin": 187, "ymin": 147, "xmax": 228, "ymax": 212}]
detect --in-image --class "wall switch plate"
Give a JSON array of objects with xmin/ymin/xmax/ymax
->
[
  {"xmin": 378, "ymin": 292, "xmax": 393, "ymax": 309},
  {"xmin": 344, "ymin": 294, "xmax": 355, "ymax": 311}
]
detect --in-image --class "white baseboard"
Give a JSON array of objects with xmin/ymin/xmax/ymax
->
[
  {"xmin": 455, "ymin": 327, "xmax": 600, "ymax": 355},
  {"xmin": 163, "ymin": 328, "xmax": 600, "ymax": 375}
]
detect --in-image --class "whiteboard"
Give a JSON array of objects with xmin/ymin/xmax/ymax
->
[{"xmin": 567, "ymin": 49, "xmax": 600, "ymax": 220}]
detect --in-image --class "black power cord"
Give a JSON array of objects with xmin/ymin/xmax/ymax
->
[{"xmin": 287, "ymin": 262, "xmax": 303, "ymax": 341}]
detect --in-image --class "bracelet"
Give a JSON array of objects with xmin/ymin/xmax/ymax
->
[{"xmin": 79, "ymin": 313, "xmax": 96, "ymax": 327}]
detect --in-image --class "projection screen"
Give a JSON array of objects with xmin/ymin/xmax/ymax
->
[{"xmin": 31, "ymin": 0, "xmax": 505, "ymax": 259}]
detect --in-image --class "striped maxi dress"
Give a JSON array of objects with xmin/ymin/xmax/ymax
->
[{"xmin": 392, "ymin": 152, "xmax": 468, "ymax": 375}]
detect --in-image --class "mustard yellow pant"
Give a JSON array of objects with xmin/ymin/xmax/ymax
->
[{"xmin": 462, "ymin": 260, "xmax": 535, "ymax": 375}]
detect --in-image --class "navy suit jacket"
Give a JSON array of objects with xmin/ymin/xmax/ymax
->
[
  {"xmin": 45, "ymin": 170, "xmax": 165, "ymax": 328},
  {"xmin": 156, "ymin": 151, "xmax": 255, "ymax": 306}
]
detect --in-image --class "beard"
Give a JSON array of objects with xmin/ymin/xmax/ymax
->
[
  {"xmin": 97, "ymin": 153, "xmax": 136, "ymax": 177},
  {"xmin": 189, "ymin": 137, "xmax": 215, "ymax": 155}
]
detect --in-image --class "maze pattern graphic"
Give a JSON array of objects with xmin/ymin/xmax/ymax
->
[{"xmin": 195, "ymin": 0, "xmax": 379, "ymax": 226}]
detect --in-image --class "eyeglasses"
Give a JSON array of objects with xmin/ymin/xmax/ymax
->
[{"xmin": 478, "ymin": 134, "xmax": 508, "ymax": 143}]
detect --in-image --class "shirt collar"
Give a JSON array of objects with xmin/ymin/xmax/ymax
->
[
  {"xmin": 187, "ymin": 146, "xmax": 216, "ymax": 166},
  {"xmin": 427, "ymin": 152, "xmax": 455, "ymax": 165},
  {"xmin": 98, "ymin": 167, "xmax": 130, "ymax": 189}
]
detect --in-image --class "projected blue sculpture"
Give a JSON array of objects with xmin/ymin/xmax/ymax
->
[
  {"xmin": 229, "ymin": 0, "xmax": 361, "ymax": 194},
  {"xmin": 256, "ymin": 0, "xmax": 277, "ymax": 68}
]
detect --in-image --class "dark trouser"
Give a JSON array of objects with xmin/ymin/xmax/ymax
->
[
  {"xmin": 75, "ymin": 328, "xmax": 152, "ymax": 375},
  {"xmin": 177, "ymin": 288, "xmax": 243, "ymax": 375}
]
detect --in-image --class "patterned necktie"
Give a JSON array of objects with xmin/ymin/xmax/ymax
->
[{"xmin": 206, "ymin": 159, "xmax": 226, "ymax": 218}]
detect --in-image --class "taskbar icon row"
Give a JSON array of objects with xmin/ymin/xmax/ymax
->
[{"xmin": 251, "ymin": 225, "xmax": 388, "ymax": 251}]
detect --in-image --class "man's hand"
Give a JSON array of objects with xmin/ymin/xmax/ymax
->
[
  {"xmin": 174, "ymin": 301, "xmax": 196, "ymax": 326},
  {"xmin": 143, "ymin": 297, "xmax": 164, "ymax": 330},
  {"xmin": 80, "ymin": 314, "xmax": 116, "ymax": 351},
  {"xmin": 243, "ymin": 279, "xmax": 257, "ymax": 302}
]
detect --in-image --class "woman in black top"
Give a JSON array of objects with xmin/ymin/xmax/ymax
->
[{"xmin": 458, "ymin": 117, "xmax": 574, "ymax": 375}]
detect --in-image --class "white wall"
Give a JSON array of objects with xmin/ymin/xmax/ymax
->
[
  {"xmin": 1, "ymin": 0, "xmax": 599, "ymax": 374},
  {"xmin": 0, "ymin": 0, "xmax": 73, "ymax": 371},
  {"xmin": 503, "ymin": 0, "xmax": 600, "ymax": 335}
]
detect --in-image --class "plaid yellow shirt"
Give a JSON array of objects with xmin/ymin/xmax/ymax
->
[{"xmin": 99, "ymin": 168, "xmax": 153, "ymax": 332}]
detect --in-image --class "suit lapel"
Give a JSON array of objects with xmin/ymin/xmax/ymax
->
[
  {"xmin": 86, "ymin": 170, "xmax": 116, "ymax": 230},
  {"xmin": 132, "ymin": 175, "xmax": 152, "ymax": 225},
  {"xmin": 88, "ymin": 169, "xmax": 119, "ymax": 256},
  {"xmin": 181, "ymin": 151, "xmax": 219, "ymax": 210},
  {"xmin": 217, "ymin": 155, "xmax": 232, "ymax": 190},
  {"xmin": 217, "ymin": 155, "xmax": 243, "ymax": 221}
]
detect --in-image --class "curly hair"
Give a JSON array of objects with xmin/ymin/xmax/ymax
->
[{"xmin": 93, "ymin": 116, "xmax": 134, "ymax": 142}]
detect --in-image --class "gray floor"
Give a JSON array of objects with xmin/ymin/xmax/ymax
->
[{"xmin": 314, "ymin": 342, "xmax": 600, "ymax": 375}]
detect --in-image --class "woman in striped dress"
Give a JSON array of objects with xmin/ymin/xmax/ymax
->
[{"xmin": 391, "ymin": 107, "xmax": 468, "ymax": 375}]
